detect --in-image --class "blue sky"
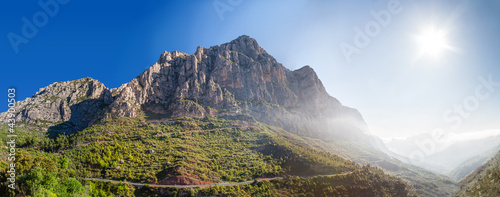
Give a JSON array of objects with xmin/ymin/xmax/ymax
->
[{"xmin": 2, "ymin": 0, "xmax": 499, "ymax": 140}]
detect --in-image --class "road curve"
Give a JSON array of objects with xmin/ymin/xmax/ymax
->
[
  {"xmin": 83, "ymin": 177, "xmax": 283, "ymax": 188},
  {"xmin": 83, "ymin": 172, "xmax": 352, "ymax": 188}
]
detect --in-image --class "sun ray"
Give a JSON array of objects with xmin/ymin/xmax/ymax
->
[{"xmin": 415, "ymin": 27, "xmax": 448, "ymax": 57}]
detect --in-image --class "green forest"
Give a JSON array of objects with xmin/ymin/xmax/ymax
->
[{"xmin": 0, "ymin": 115, "xmax": 417, "ymax": 196}]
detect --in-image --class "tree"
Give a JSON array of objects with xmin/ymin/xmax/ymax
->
[
  {"xmin": 64, "ymin": 178, "xmax": 83, "ymax": 194},
  {"xmin": 26, "ymin": 167, "xmax": 44, "ymax": 195},
  {"xmin": 61, "ymin": 158, "xmax": 70, "ymax": 169},
  {"xmin": 117, "ymin": 181, "xmax": 132, "ymax": 196},
  {"xmin": 41, "ymin": 172, "xmax": 58, "ymax": 193}
]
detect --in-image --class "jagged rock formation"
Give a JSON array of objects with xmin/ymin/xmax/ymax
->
[
  {"xmin": 0, "ymin": 77, "xmax": 112, "ymax": 132},
  {"xmin": 109, "ymin": 35, "xmax": 368, "ymax": 142},
  {"xmin": 0, "ymin": 35, "xmax": 370, "ymax": 143}
]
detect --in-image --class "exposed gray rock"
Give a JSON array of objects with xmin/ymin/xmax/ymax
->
[
  {"xmin": 0, "ymin": 77, "xmax": 112, "ymax": 132},
  {"xmin": 109, "ymin": 35, "xmax": 368, "ymax": 142},
  {"xmin": 0, "ymin": 35, "xmax": 374, "ymax": 146}
]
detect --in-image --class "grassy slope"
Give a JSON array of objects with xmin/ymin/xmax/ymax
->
[
  {"xmin": 0, "ymin": 115, "xmax": 417, "ymax": 196},
  {"xmin": 457, "ymin": 150, "xmax": 500, "ymax": 196},
  {"xmin": 237, "ymin": 100, "xmax": 458, "ymax": 196},
  {"xmin": 65, "ymin": 116, "xmax": 355, "ymax": 182},
  {"xmin": 290, "ymin": 136, "xmax": 458, "ymax": 197},
  {"xmin": 448, "ymin": 144, "xmax": 500, "ymax": 182}
]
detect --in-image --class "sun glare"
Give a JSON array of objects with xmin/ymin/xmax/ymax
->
[{"xmin": 415, "ymin": 28, "xmax": 448, "ymax": 57}]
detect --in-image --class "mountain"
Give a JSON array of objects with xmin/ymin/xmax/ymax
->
[
  {"xmin": 0, "ymin": 35, "xmax": 456, "ymax": 196},
  {"xmin": 0, "ymin": 78, "xmax": 112, "ymax": 134},
  {"xmin": 108, "ymin": 35, "xmax": 373, "ymax": 145},
  {"xmin": 1, "ymin": 35, "xmax": 372, "ymax": 145},
  {"xmin": 313, "ymin": 138, "xmax": 457, "ymax": 197},
  {"xmin": 385, "ymin": 132, "xmax": 500, "ymax": 176},
  {"xmin": 457, "ymin": 149, "xmax": 500, "ymax": 196},
  {"xmin": 1, "ymin": 35, "xmax": 389, "ymax": 161},
  {"xmin": 449, "ymin": 144, "xmax": 500, "ymax": 182}
]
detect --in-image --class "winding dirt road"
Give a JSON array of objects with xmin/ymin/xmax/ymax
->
[
  {"xmin": 83, "ymin": 177, "xmax": 282, "ymax": 188},
  {"xmin": 83, "ymin": 172, "xmax": 352, "ymax": 188}
]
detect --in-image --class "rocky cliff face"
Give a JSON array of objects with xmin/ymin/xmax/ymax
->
[
  {"xmin": 108, "ymin": 35, "xmax": 368, "ymax": 141},
  {"xmin": 0, "ymin": 77, "xmax": 112, "ymax": 132},
  {"xmin": 0, "ymin": 35, "xmax": 371, "ymax": 142}
]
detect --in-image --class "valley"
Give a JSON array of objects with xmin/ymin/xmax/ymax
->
[{"xmin": 0, "ymin": 35, "xmax": 497, "ymax": 197}]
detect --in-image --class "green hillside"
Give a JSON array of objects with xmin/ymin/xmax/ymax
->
[
  {"xmin": 457, "ymin": 149, "xmax": 500, "ymax": 196},
  {"xmin": 0, "ymin": 115, "xmax": 417, "ymax": 196},
  {"xmin": 448, "ymin": 145, "xmax": 500, "ymax": 182},
  {"xmin": 326, "ymin": 141, "xmax": 457, "ymax": 197},
  {"xmin": 265, "ymin": 126, "xmax": 458, "ymax": 197}
]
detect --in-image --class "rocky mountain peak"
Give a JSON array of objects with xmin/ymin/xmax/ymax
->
[
  {"xmin": 210, "ymin": 35, "xmax": 267, "ymax": 61},
  {"xmin": 228, "ymin": 35, "xmax": 263, "ymax": 51},
  {"xmin": 0, "ymin": 77, "xmax": 111, "ymax": 132},
  {"xmin": 0, "ymin": 35, "xmax": 370, "ymax": 144},
  {"xmin": 294, "ymin": 65, "xmax": 314, "ymax": 74},
  {"xmin": 292, "ymin": 65, "xmax": 322, "ymax": 86},
  {"xmin": 158, "ymin": 50, "xmax": 189, "ymax": 64},
  {"xmin": 291, "ymin": 65, "xmax": 327, "ymax": 97},
  {"xmin": 33, "ymin": 77, "xmax": 111, "ymax": 104},
  {"xmin": 104, "ymin": 36, "xmax": 369, "ymax": 142}
]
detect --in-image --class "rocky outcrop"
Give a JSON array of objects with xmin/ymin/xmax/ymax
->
[
  {"xmin": 109, "ymin": 35, "xmax": 368, "ymax": 141},
  {"xmin": 0, "ymin": 35, "xmax": 370, "ymax": 143},
  {"xmin": 0, "ymin": 77, "xmax": 112, "ymax": 132}
]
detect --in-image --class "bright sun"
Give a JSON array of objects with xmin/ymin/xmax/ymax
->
[{"xmin": 415, "ymin": 28, "xmax": 448, "ymax": 57}]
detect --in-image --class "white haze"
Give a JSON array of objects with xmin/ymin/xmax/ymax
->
[{"xmin": 179, "ymin": 0, "xmax": 500, "ymax": 175}]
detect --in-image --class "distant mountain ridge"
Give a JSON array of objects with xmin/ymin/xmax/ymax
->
[
  {"xmin": 457, "ymin": 149, "xmax": 500, "ymax": 196},
  {"xmin": 385, "ymin": 132, "xmax": 500, "ymax": 178},
  {"xmin": 449, "ymin": 144, "xmax": 500, "ymax": 181}
]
